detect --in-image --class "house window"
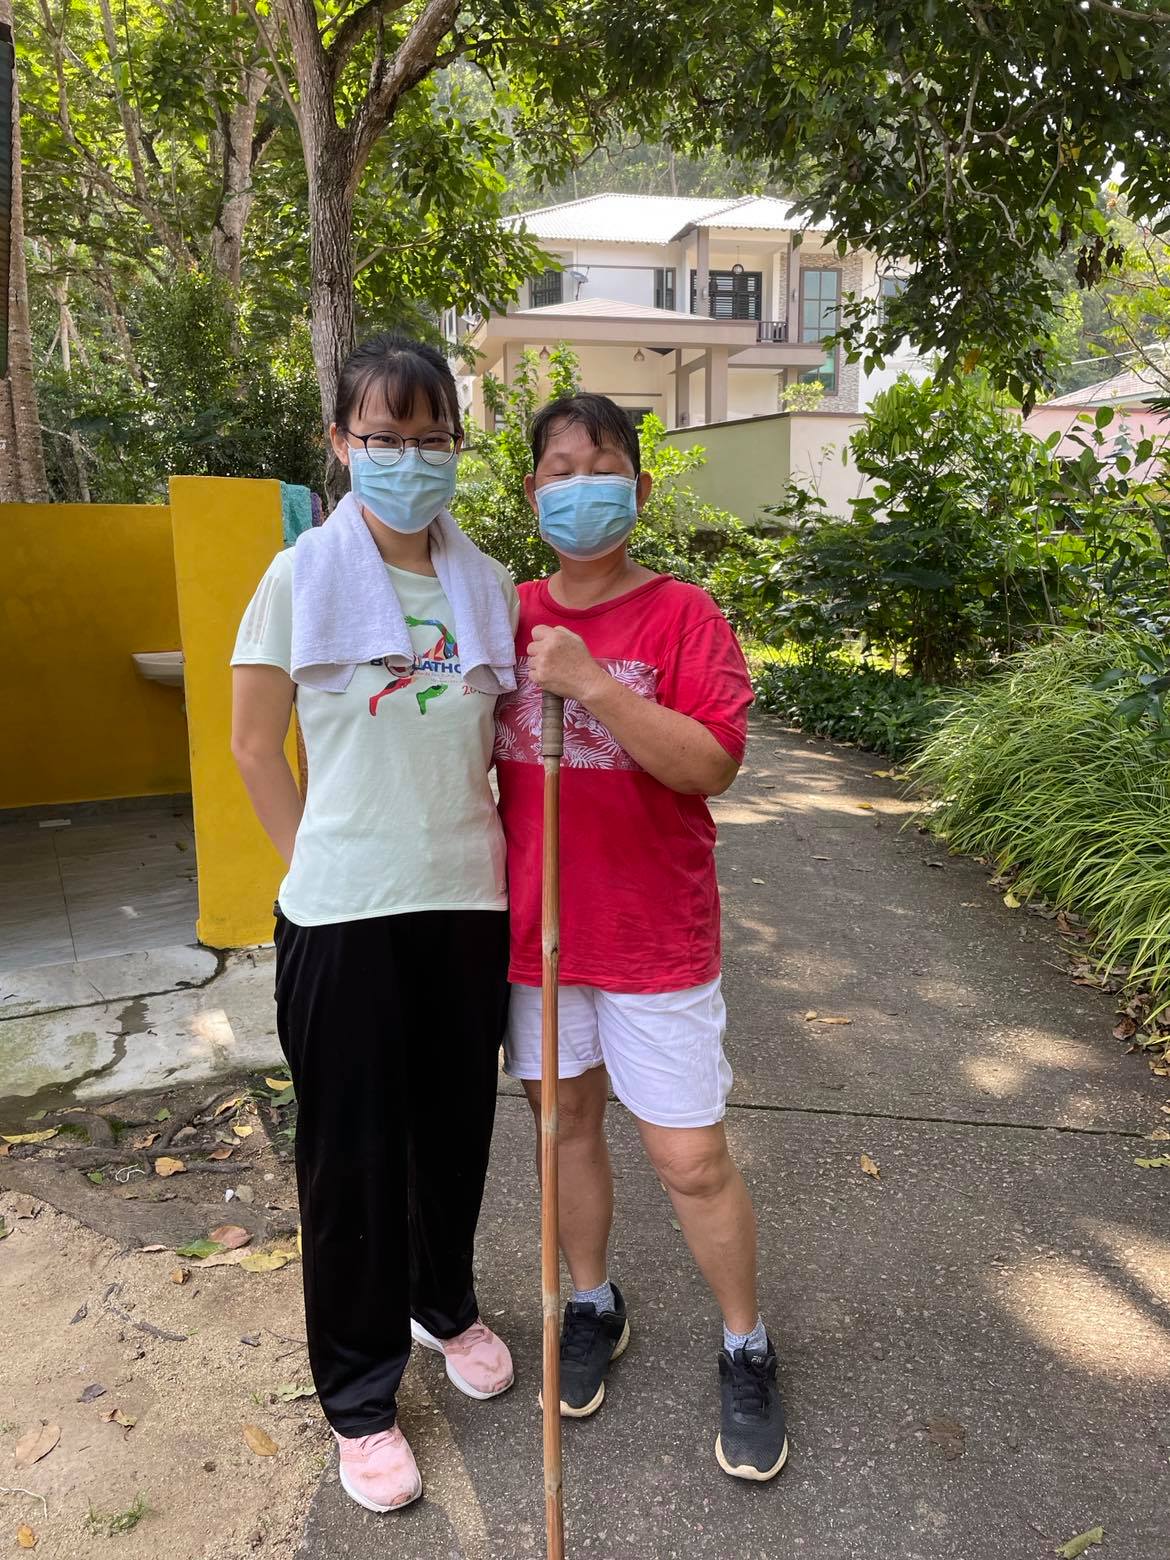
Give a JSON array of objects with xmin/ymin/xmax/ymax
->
[
  {"xmin": 530, "ymin": 270, "xmax": 563, "ymax": 309},
  {"xmin": 798, "ymin": 268, "xmax": 840, "ymax": 397},
  {"xmin": 621, "ymin": 407, "xmax": 655, "ymax": 429},
  {"xmin": 878, "ymin": 274, "xmax": 905, "ymax": 326},
  {"xmin": 689, "ymin": 269, "xmax": 763, "ymax": 321},
  {"xmin": 654, "ymin": 268, "xmax": 676, "ymax": 311}
]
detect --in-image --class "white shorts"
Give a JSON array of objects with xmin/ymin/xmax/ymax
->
[{"xmin": 504, "ymin": 979, "xmax": 733, "ymax": 1130}]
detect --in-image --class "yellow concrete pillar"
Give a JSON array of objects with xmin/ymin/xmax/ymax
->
[{"xmin": 169, "ymin": 476, "xmax": 296, "ymax": 948}]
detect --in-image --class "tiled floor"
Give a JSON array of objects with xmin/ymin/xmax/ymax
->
[{"xmin": 0, "ymin": 800, "xmax": 198, "ymax": 970}]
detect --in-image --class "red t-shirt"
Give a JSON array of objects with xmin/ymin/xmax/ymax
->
[{"xmin": 494, "ymin": 574, "xmax": 753, "ymax": 994}]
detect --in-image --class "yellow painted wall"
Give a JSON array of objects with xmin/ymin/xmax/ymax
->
[
  {"xmin": 169, "ymin": 476, "xmax": 295, "ymax": 949},
  {"xmin": 0, "ymin": 502, "xmax": 190, "ymax": 808}
]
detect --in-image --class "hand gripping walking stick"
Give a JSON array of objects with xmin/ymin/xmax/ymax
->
[{"xmin": 540, "ymin": 689, "xmax": 566, "ymax": 1559}]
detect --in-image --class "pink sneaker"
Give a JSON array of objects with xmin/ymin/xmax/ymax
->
[
  {"xmin": 411, "ymin": 1316, "xmax": 514, "ymax": 1400},
  {"xmin": 334, "ymin": 1426, "xmax": 422, "ymax": 1513}
]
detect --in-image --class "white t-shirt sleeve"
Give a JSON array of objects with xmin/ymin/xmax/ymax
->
[{"xmin": 231, "ymin": 550, "xmax": 294, "ymax": 673}]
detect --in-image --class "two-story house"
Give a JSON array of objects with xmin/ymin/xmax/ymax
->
[{"xmin": 454, "ymin": 193, "xmax": 925, "ymax": 433}]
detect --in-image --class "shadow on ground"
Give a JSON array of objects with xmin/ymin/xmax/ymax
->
[{"xmin": 301, "ymin": 721, "xmax": 1170, "ymax": 1560}]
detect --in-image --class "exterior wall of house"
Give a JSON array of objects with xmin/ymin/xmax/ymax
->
[
  {"xmin": 661, "ymin": 413, "xmax": 792, "ymax": 523},
  {"xmin": 526, "ymin": 241, "xmax": 685, "ymax": 311},
  {"xmin": 788, "ymin": 413, "xmax": 868, "ymax": 516},
  {"xmin": 0, "ymin": 502, "xmax": 191, "ymax": 808},
  {"xmin": 1024, "ymin": 403, "xmax": 1170, "ymax": 482}
]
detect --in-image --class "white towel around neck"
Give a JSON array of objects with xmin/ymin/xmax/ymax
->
[{"xmin": 289, "ymin": 492, "xmax": 516, "ymax": 696}]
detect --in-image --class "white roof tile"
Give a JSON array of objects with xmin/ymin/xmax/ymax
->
[{"xmin": 508, "ymin": 192, "xmax": 825, "ymax": 245}]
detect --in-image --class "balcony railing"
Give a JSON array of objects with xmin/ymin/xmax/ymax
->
[{"xmin": 756, "ymin": 319, "xmax": 789, "ymax": 343}]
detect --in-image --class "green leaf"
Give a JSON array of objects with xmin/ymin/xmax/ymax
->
[
  {"xmin": 1133, "ymin": 1157, "xmax": 1170, "ymax": 1169},
  {"xmin": 175, "ymin": 1239, "xmax": 224, "ymax": 1260},
  {"xmin": 1056, "ymin": 1526, "xmax": 1104, "ymax": 1558},
  {"xmin": 155, "ymin": 1108, "xmax": 172, "ymax": 1122},
  {"xmin": 87, "ymin": 1171, "xmax": 105, "ymax": 1184},
  {"xmin": 1089, "ymin": 669, "xmax": 1127, "ymax": 691}
]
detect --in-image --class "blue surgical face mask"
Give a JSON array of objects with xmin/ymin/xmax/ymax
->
[
  {"xmin": 535, "ymin": 474, "xmax": 638, "ymax": 561},
  {"xmin": 349, "ymin": 448, "xmax": 458, "ymax": 534}
]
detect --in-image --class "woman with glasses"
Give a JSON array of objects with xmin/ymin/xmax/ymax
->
[{"xmin": 230, "ymin": 333, "xmax": 518, "ymax": 1515}]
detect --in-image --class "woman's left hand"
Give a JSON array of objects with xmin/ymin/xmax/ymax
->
[{"xmin": 526, "ymin": 624, "xmax": 609, "ymax": 704}]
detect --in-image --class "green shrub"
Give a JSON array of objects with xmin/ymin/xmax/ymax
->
[
  {"xmin": 910, "ymin": 631, "xmax": 1170, "ymax": 1001},
  {"xmin": 753, "ymin": 657, "xmax": 946, "ymax": 758},
  {"xmin": 454, "ymin": 345, "xmax": 741, "ymax": 585}
]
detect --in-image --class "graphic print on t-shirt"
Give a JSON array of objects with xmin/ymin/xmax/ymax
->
[
  {"xmin": 368, "ymin": 615, "xmax": 467, "ymax": 717},
  {"xmin": 493, "ymin": 655, "xmax": 656, "ymax": 770}
]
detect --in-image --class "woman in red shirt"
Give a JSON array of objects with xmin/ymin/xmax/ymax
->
[{"xmin": 494, "ymin": 393, "xmax": 788, "ymax": 1482}]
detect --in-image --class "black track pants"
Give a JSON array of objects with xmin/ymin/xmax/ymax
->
[{"xmin": 274, "ymin": 907, "xmax": 510, "ymax": 1436}]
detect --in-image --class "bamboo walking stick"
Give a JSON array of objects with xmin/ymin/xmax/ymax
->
[{"xmin": 540, "ymin": 688, "xmax": 566, "ymax": 1560}]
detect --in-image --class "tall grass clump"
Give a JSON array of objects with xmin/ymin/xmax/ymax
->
[{"xmin": 910, "ymin": 631, "xmax": 1170, "ymax": 1000}]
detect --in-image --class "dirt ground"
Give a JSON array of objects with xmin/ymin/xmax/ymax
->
[{"xmin": 0, "ymin": 1082, "xmax": 328, "ymax": 1559}]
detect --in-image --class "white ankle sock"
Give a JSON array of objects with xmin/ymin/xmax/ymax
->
[
  {"xmin": 571, "ymin": 1278, "xmax": 616, "ymax": 1314},
  {"xmin": 724, "ymin": 1316, "xmax": 767, "ymax": 1356}
]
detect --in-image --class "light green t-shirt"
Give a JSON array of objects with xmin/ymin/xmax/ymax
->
[{"xmin": 231, "ymin": 547, "xmax": 520, "ymax": 927}]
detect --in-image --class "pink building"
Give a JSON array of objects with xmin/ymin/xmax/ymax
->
[{"xmin": 1026, "ymin": 362, "xmax": 1169, "ymax": 481}]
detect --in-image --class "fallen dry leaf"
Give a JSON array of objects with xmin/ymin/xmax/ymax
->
[
  {"xmin": 190, "ymin": 1247, "xmax": 254, "ymax": 1269},
  {"xmin": 232, "ymin": 1123, "xmax": 254, "ymax": 1139},
  {"xmin": 857, "ymin": 801, "xmax": 874, "ymax": 811},
  {"xmin": 264, "ymin": 1077, "xmax": 293, "ymax": 1093},
  {"xmin": 16, "ymin": 1524, "xmax": 36, "ymax": 1549},
  {"xmin": 215, "ymin": 1095, "xmax": 243, "ymax": 1117},
  {"xmin": 0, "ymin": 1144, "xmax": 10, "ymax": 1157},
  {"xmin": 818, "ymin": 1016, "xmax": 853, "ymax": 1026},
  {"xmin": 153, "ymin": 1157, "xmax": 186, "ymax": 1178},
  {"xmin": 1146, "ymin": 1128, "xmax": 1170, "ymax": 1141},
  {"xmin": 243, "ymin": 1424, "xmax": 279, "ymax": 1456},
  {"xmin": 240, "ymin": 1249, "xmax": 294, "ymax": 1274},
  {"xmin": 1002, "ymin": 892, "xmax": 1021, "ymax": 909},
  {"xmin": 170, "ymin": 1267, "xmax": 190, "ymax": 1285},
  {"xmin": 208, "ymin": 1224, "xmax": 251, "ymax": 1251},
  {"xmin": 1, "ymin": 1129, "xmax": 58, "ymax": 1146},
  {"xmin": 207, "ymin": 1146, "xmax": 234, "ymax": 1161},
  {"xmin": 100, "ymin": 1407, "xmax": 137, "ymax": 1429},
  {"xmin": 14, "ymin": 1422, "xmax": 60, "ymax": 1468},
  {"xmin": 138, "ymin": 1242, "xmax": 168, "ymax": 1253},
  {"xmin": 804, "ymin": 1010, "xmax": 818, "ymax": 1021},
  {"xmin": 131, "ymin": 1132, "xmax": 159, "ymax": 1150},
  {"xmin": 1113, "ymin": 1017, "xmax": 1137, "ymax": 1040},
  {"xmin": 860, "ymin": 1153, "xmax": 881, "ymax": 1179}
]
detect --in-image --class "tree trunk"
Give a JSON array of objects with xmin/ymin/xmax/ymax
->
[
  {"xmin": 54, "ymin": 276, "xmax": 90, "ymax": 502},
  {"xmin": 209, "ymin": 65, "xmax": 271, "ymax": 288},
  {"xmin": 306, "ymin": 136, "xmax": 356, "ymax": 508},
  {"xmin": 0, "ymin": 0, "xmax": 49, "ymax": 502}
]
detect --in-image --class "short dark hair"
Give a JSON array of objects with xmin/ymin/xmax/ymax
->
[
  {"xmin": 531, "ymin": 393, "xmax": 641, "ymax": 476},
  {"xmin": 334, "ymin": 332, "xmax": 462, "ymax": 436}
]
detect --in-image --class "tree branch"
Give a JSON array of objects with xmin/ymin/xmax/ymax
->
[
  {"xmin": 242, "ymin": 0, "xmax": 303, "ymax": 129},
  {"xmin": 323, "ymin": 0, "xmax": 410, "ymax": 77},
  {"xmin": 348, "ymin": 0, "xmax": 462, "ymax": 181}
]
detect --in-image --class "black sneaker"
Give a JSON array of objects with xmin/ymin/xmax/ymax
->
[
  {"xmin": 558, "ymin": 1283, "xmax": 630, "ymax": 1418},
  {"xmin": 715, "ymin": 1342, "xmax": 789, "ymax": 1481}
]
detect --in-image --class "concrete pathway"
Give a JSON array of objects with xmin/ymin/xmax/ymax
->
[{"xmin": 300, "ymin": 720, "xmax": 1170, "ymax": 1560}]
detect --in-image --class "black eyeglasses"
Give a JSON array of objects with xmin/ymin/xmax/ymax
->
[{"xmin": 342, "ymin": 429, "xmax": 458, "ymax": 467}]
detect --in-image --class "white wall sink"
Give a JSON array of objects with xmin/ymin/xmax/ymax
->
[{"xmin": 132, "ymin": 651, "xmax": 184, "ymax": 688}]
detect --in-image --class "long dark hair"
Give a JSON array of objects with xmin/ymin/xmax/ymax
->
[{"xmin": 334, "ymin": 332, "xmax": 462, "ymax": 435}]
